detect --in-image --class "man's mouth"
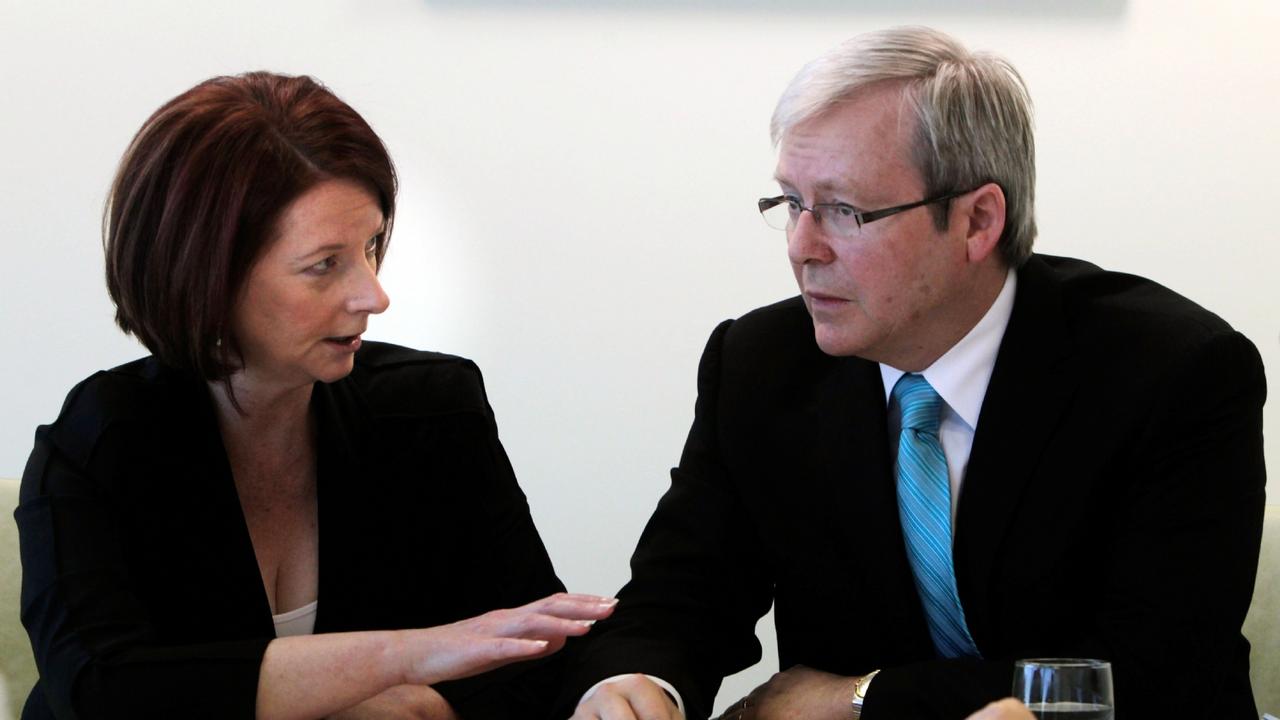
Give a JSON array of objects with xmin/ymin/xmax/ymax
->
[{"xmin": 806, "ymin": 291, "xmax": 848, "ymax": 305}]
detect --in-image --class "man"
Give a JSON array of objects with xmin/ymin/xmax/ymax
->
[{"xmin": 561, "ymin": 26, "xmax": 1266, "ymax": 720}]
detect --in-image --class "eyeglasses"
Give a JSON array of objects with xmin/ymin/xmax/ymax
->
[{"xmin": 757, "ymin": 188, "xmax": 972, "ymax": 238}]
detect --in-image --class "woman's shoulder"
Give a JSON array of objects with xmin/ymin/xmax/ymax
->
[
  {"xmin": 345, "ymin": 341, "xmax": 492, "ymax": 418},
  {"xmin": 29, "ymin": 356, "xmax": 200, "ymax": 485},
  {"xmin": 53, "ymin": 355, "xmax": 190, "ymax": 422}
]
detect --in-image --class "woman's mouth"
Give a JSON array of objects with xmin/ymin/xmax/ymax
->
[{"xmin": 325, "ymin": 334, "xmax": 362, "ymax": 351}]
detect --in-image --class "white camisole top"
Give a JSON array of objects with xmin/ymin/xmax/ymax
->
[{"xmin": 272, "ymin": 600, "xmax": 318, "ymax": 637}]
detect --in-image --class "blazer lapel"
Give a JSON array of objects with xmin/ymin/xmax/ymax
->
[
  {"xmin": 954, "ymin": 256, "xmax": 1079, "ymax": 650},
  {"xmin": 311, "ymin": 378, "xmax": 370, "ymax": 633},
  {"xmin": 170, "ymin": 371, "xmax": 277, "ymax": 638}
]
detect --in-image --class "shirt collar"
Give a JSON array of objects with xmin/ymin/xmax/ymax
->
[{"xmin": 880, "ymin": 267, "xmax": 1017, "ymax": 431}]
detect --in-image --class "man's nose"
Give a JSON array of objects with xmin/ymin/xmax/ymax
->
[{"xmin": 786, "ymin": 209, "xmax": 835, "ymax": 265}]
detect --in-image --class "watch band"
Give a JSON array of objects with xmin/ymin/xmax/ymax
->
[{"xmin": 850, "ymin": 669, "xmax": 881, "ymax": 719}]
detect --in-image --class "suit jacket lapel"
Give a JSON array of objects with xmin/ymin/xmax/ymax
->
[
  {"xmin": 810, "ymin": 355, "xmax": 934, "ymax": 646},
  {"xmin": 954, "ymin": 256, "xmax": 1079, "ymax": 651}
]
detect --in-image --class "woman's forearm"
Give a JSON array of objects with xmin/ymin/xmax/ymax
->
[
  {"xmin": 256, "ymin": 631, "xmax": 405, "ymax": 720},
  {"xmin": 254, "ymin": 593, "xmax": 616, "ymax": 720}
]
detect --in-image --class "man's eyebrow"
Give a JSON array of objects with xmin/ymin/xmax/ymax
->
[
  {"xmin": 812, "ymin": 179, "xmax": 854, "ymax": 195},
  {"xmin": 771, "ymin": 175, "xmax": 856, "ymax": 197}
]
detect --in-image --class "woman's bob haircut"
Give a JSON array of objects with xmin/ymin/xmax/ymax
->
[{"xmin": 104, "ymin": 71, "xmax": 397, "ymax": 383}]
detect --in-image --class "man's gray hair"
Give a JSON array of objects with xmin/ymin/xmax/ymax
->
[{"xmin": 771, "ymin": 26, "xmax": 1037, "ymax": 266}]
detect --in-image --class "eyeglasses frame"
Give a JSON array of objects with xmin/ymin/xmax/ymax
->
[{"xmin": 757, "ymin": 187, "xmax": 976, "ymax": 235}]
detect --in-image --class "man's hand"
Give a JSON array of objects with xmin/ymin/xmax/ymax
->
[
  {"xmin": 715, "ymin": 666, "xmax": 855, "ymax": 720},
  {"xmin": 328, "ymin": 684, "xmax": 459, "ymax": 720},
  {"xmin": 571, "ymin": 674, "xmax": 684, "ymax": 720},
  {"xmin": 965, "ymin": 698, "xmax": 1036, "ymax": 720}
]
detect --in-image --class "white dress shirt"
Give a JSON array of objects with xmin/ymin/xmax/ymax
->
[{"xmin": 879, "ymin": 267, "xmax": 1016, "ymax": 529}]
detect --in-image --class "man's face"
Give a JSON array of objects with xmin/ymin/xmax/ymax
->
[{"xmin": 775, "ymin": 82, "xmax": 974, "ymax": 369}]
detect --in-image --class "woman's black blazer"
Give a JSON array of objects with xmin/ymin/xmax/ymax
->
[{"xmin": 17, "ymin": 341, "xmax": 566, "ymax": 719}]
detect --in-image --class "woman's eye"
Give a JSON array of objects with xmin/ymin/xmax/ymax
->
[
  {"xmin": 365, "ymin": 236, "xmax": 379, "ymax": 256},
  {"xmin": 308, "ymin": 257, "xmax": 337, "ymax": 274}
]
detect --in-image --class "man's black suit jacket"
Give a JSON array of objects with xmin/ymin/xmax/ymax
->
[
  {"xmin": 561, "ymin": 255, "xmax": 1267, "ymax": 719},
  {"xmin": 17, "ymin": 342, "xmax": 566, "ymax": 719}
]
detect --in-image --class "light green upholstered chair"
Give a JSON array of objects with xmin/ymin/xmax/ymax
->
[
  {"xmin": 1246, "ymin": 503, "xmax": 1280, "ymax": 717},
  {"xmin": 1, "ymin": 476, "xmax": 34, "ymax": 720}
]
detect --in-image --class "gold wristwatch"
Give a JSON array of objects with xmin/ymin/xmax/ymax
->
[{"xmin": 850, "ymin": 669, "xmax": 880, "ymax": 719}]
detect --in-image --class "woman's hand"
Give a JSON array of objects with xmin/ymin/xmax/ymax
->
[
  {"xmin": 328, "ymin": 684, "xmax": 459, "ymax": 720},
  {"xmin": 397, "ymin": 592, "xmax": 618, "ymax": 686},
  {"xmin": 327, "ymin": 593, "xmax": 616, "ymax": 719},
  {"xmin": 258, "ymin": 592, "xmax": 616, "ymax": 720}
]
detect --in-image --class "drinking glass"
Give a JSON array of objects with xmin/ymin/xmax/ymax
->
[{"xmin": 1013, "ymin": 658, "xmax": 1114, "ymax": 719}]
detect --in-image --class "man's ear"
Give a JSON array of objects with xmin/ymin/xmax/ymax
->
[{"xmin": 960, "ymin": 182, "xmax": 1006, "ymax": 263}]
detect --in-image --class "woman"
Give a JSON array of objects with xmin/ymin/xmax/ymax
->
[{"xmin": 16, "ymin": 72, "xmax": 613, "ymax": 719}]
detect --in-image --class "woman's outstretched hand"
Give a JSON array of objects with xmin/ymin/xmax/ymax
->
[
  {"xmin": 259, "ymin": 592, "xmax": 616, "ymax": 720},
  {"xmin": 399, "ymin": 592, "xmax": 618, "ymax": 686}
]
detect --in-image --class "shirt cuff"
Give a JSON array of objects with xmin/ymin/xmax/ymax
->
[{"xmin": 580, "ymin": 673, "xmax": 686, "ymax": 716}]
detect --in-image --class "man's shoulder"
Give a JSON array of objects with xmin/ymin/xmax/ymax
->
[
  {"xmin": 1031, "ymin": 254, "xmax": 1239, "ymax": 354},
  {"xmin": 719, "ymin": 295, "xmax": 816, "ymax": 354},
  {"xmin": 346, "ymin": 340, "xmax": 491, "ymax": 419},
  {"xmin": 704, "ymin": 296, "xmax": 867, "ymax": 400}
]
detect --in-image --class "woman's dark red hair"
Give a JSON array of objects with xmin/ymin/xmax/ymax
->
[{"xmin": 105, "ymin": 71, "xmax": 396, "ymax": 381}]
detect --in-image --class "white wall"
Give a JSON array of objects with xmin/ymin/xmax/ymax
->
[{"xmin": 1, "ymin": 0, "xmax": 1276, "ymax": 713}]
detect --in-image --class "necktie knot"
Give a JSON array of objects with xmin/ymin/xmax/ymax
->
[{"xmin": 893, "ymin": 374, "xmax": 942, "ymax": 434}]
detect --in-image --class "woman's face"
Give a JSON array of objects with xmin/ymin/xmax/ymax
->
[{"xmin": 230, "ymin": 178, "xmax": 390, "ymax": 391}]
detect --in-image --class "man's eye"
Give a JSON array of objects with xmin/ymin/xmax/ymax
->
[
  {"xmin": 784, "ymin": 196, "xmax": 803, "ymax": 212},
  {"xmin": 832, "ymin": 204, "xmax": 857, "ymax": 218}
]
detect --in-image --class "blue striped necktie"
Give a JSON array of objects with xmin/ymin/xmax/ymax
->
[{"xmin": 892, "ymin": 373, "xmax": 980, "ymax": 659}]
